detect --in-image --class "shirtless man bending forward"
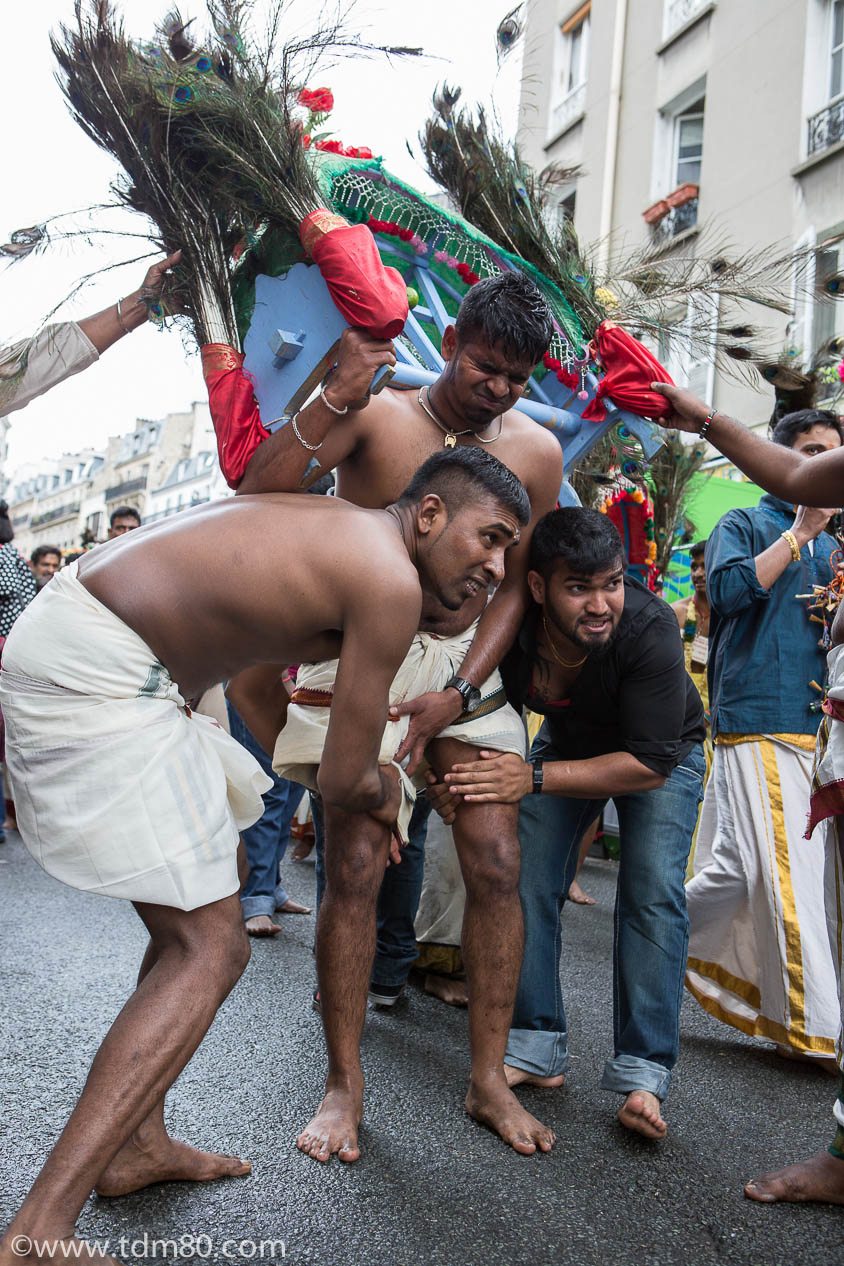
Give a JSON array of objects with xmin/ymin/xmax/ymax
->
[
  {"xmin": 229, "ymin": 271, "xmax": 565, "ymax": 1157},
  {"xmin": 0, "ymin": 449, "xmax": 527, "ymax": 1263}
]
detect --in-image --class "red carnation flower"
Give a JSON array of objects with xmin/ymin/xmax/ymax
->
[
  {"xmin": 314, "ymin": 138, "xmax": 344, "ymax": 154},
  {"xmin": 299, "ymin": 87, "xmax": 334, "ymax": 114},
  {"xmin": 398, "ymin": 228, "xmax": 413, "ymax": 242}
]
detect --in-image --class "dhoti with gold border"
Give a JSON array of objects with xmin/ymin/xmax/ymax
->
[{"xmin": 684, "ymin": 732, "xmax": 840, "ymax": 1060}]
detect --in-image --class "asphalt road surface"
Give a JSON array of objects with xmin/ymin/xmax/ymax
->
[{"xmin": 1, "ymin": 832, "xmax": 841, "ymax": 1265}]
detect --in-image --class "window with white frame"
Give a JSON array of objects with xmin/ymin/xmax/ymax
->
[
  {"xmin": 831, "ymin": 0, "xmax": 844, "ymax": 100},
  {"xmin": 548, "ymin": 4, "xmax": 591, "ymax": 138},
  {"xmin": 674, "ymin": 99, "xmax": 704, "ymax": 187}
]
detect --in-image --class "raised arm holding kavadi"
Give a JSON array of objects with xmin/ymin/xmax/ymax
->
[
  {"xmin": 651, "ymin": 380, "xmax": 844, "ymax": 1207},
  {"xmin": 0, "ymin": 449, "xmax": 527, "ymax": 1263},
  {"xmin": 220, "ymin": 272, "xmax": 563, "ymax": 1159},
  {"xmin": 0, "ymin": 251, "xmax": 181, "ymax": 417}
]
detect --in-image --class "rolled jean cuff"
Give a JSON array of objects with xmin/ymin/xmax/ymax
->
[
  {"xmin": 241, "ymin": 895, "xmax": 276, "ymax": 920},
  {"xmin": 505, "ymin": 1028, "xmax": 568, "ymax": 1078},
  {"xmin": 273, "ymin": 883, "xmax": 289, "ymax": 909},
  {"xmin": 601, "ymin": 1054, "xmax": 672, "ymax": 1101}
]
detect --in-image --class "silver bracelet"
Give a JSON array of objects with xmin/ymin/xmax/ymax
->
[
  {"xmin": 115, "ymin": 296, "xmax": 132, "ymax": 334},
  {"xmin": 291, "ymin": 412, "xmax": 323, "ymax": 451},
  {"xmin": 320, "ymin": 387, "xmax": 348, "ymax": 416}
]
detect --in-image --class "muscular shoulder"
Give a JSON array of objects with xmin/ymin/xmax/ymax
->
[{"xmin": 670, "ymin": 597, "xmax": 690, "ymax": 625}]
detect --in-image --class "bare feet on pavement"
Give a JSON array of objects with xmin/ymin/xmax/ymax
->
[
  {"xmin": 567, "ymin": 880, "xmax": 595, "ymax": 905},
  {"xmin": 504, "ymin": 1063, "xmax": 565, "ymax": 1090},
  {"xmin": 424, "ymin": 973, "xmax": 469, "ymax": 1007},
  {"xmin": 275, "ymin": 898, "xmax": 312, "ymax": 914},
  {"xmin": 617, "ymin": 1090, "xmax": 667, "ymax": 1139},
  {"xmin": 744, "ymin": 1151, "xmax": 844, "ymax": 1203},
  {"xmin": 95, "ymin": 1134, "xmax": 251, "ymax": 1197},
  {"xmin": 296, "ymin": 1079, "xmax": 363, "ymax": 1163},
  {"xmin": 245, "ymin": 915, "xmax": 282, "ymax": 937},
  {"xmin": 466, "ymin": 1074, "xmax": 555, "ymax": 1154}
]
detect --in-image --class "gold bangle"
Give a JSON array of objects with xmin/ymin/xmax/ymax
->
[
  {"xmin": 781, "ymin": 529, "xmax": 801, "ymax": 562},
  {"xmin": 115, "ymin": 297, "xmax": 132, "ymax": 334}
]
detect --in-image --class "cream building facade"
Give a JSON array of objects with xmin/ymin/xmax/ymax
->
[
  {"xmin": 7, "ymin": 400, "xmax": 231, "ymax": 558},
  {"xmin": 517, "ymin": 0, "xmax": 844, "ymax": 437}
]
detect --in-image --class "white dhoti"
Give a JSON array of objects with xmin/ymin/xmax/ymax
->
[
  {"xmin": 414, "ymin": 814, "xmax": 466, "ymax": 951},
  {"xmin": 685, "ymin": 733, "xmax": 840, "ymax": 1060},
  {"xmin": 272, "ymin": 620, "xmax": 526, "ymax": 841},
  {"xmin": 0, "ymin": 565, "xmax": 272, "ymax": 910}
]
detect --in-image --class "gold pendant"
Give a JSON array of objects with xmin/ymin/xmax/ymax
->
[{"xmin": 444, "ymin": 433, "xmax": 457, "ymax": 448}]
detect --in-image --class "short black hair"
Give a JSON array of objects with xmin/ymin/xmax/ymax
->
[
  {"xmin": 398, "ymin": 447, "xmax": 530, "ymax": 527},
  {"xmin": 0, "ymin": 501, "xmax": 13, "ymax": 545},
  {"xmin": 689, "ymin": 540, "xmax": 707, "ymax": 559},
  {"xmin": 31, "ymin": 544, "xmax": 61, "ymax": 565},
  {"xmin": 455, "ymin": 271, "xmax": 554, "ymax": 367},
  {"xmin": 530, "ymin": 507, "xmax": 624, "ymax": 577},
  {"xmin": 772, "ymin": 409, "xmax": 843, "ymax": 449},
  {"xmin": 110, "ymin": 505, "xmax": 141, "ymax": 527}
]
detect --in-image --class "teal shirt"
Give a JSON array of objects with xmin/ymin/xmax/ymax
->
[{"xmin": 706, "ymin": 495, "xmax": 836, "ymax": 738}]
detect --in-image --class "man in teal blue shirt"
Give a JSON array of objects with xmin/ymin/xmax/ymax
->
[{"xmin": 685, "ymin": 408, "xmax": 843, "ymax": 1068}]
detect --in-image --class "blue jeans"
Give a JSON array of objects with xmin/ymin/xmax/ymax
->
[
  {"xmin": 227, "ymin": 704, "xmax": 306, "ymax": 919},
  {"xmin": 506, "ymin": 728, "xmax": 706, "ymax": 1101},
  {"xmin": 312, "ymin": 792, "xmax": 432, "ymax": 985}
]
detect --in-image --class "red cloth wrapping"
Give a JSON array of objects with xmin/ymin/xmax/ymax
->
[
  {"xmin": 300, "ymin": 211, "xmax": 408, "ymax": 339},
  {"xmin": 201, "ymin": 344, "xmax": 269, "ymax": 489},
  {"xmin": 581, "ymin": 321, "xmax": 675, "ymax": 423}
]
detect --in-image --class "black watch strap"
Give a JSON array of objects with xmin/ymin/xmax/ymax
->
[{"xmin": 532, "ymin": 759, "xmax": 544, "ymax": 794}]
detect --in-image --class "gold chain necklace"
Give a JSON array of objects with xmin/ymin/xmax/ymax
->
[
  {"xmin": 542, "ymin": 614, "xmax": 587, "ymax": 668},
  {"xmin": 417, "ymin": 387, "xmax": 504, "ymax": 448}
]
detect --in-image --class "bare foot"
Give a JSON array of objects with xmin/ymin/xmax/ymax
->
[
  {"xmin": 296, "ymin": 1081, "xmax": 363, "ymax": 1163},
  {"xmin": 744, "ymin": 1151, "xmax": 844, "ymax": 1203},
  {"xmin": 0, "ymin": 1232, "xmax": 120, "ymax": 1264},
  {"xmin": 95, "ymin": 1136, "xmax": 250, "ymax": 1197},
  {"xmin": 276, "ymin": 898, "xmax": 312, "ymax": 914},
  {"xmin": 290, "ymin": 838, "xmax": 314, "ymax": 861},
  {"xmin": 466, "ymin": 1074, "xmax": 555, "ymax": 1155},
  {"xmin": 504, "ymin": 1063, "xmax": 565, "ymax": 1089},
  {"xmin": 245, "ymin": 915, "xmax": 282, "ymax": 937},
  {"xmin": 568, "ymin": 880, "xmax": 595, "ymax": 905},
  {"xmin": 424, "ymin": 973, "xmax": 468, "ymax": 1007},
  {"xmin": 617, "ymin": 1090, "xmax": 667, "ymax": 1140}
]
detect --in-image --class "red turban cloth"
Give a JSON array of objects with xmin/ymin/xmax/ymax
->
[
  {"xmin": 299, "ymin": 210, "xmax": 408, "ymax": 339},
  {"xmin": 201, "ymin": 345, "xmax": 269, "ymax": 489},
  {"xmin": 581, "ymin": 321, "xmax": 675, "ymax": 423}
]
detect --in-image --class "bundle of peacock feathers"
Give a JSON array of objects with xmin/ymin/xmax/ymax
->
[
  {"xmin": 418, "ymin": 86, "xmax": 814, "ymax": 384},
  {"xmin": 51, "ymin": 0, "xmax": 419, "ymax": 347}
]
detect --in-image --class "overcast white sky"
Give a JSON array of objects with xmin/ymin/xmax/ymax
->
[{"xmin": 1, "ymin": 0, "xmax": 524, "ymax": 475}]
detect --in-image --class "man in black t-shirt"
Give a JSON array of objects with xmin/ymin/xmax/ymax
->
[{"xmin": 438, "ymin": 507, "xmax": 706, "ymax": 1140}]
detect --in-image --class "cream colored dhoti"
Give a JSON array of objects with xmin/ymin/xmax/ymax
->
[
  {"xmin": 0, "ymin": 564, "xmax": 272, "ymax": 910},
  {"xmin": 272, "ymin": 619, "xmax": 527, "ymax": 840},
  {"xmin": 0, "ymin": 323, "xmax": 98, "ymax": 415},
  {"xmin": 685, "ymin": 733, "xmax": 840, "ymax": 1059}
]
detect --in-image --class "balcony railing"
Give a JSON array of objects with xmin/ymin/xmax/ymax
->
[
  {"xmin": 105, "ymin": 475, "xmax": 147, "ymax": 502},
  {"xmin": 549, "ymin": 82, "xmax": 586, "ymax": 138},
  {"xmin": 664, "ymin": 0, "xmax": 709, "ymax": 40},
  {"xmin": 30, "ymin": 502, "xmax": 80, "ymax": 528},
  {"xmin": 808, "ymin": 98, "xmax": 844, "ymax": 158},
  {"xmin": 650, "ymin": 198, "xmax": 699, "ymax": 245}
]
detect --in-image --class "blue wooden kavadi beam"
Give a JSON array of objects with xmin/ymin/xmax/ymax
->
[{"xmin": 242, "ymin": 256, "xmax": 664, "ymax": 506}]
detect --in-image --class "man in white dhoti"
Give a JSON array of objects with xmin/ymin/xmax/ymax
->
[
  {"xmin": 653, "ymin": 379, "xmax": 844, "ymax": 1204},
  {"xmin": 0, "ymin": 448, "xmax": 528, "ymax": 1259},
  {"xmin": 230, "ymin": 272, "xmax": 564, "ymax": 1159},
  {"xmin": 681, "ymin": 410, "xmax": 843, "ymax": 1066}
]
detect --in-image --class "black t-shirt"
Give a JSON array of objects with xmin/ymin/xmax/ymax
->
[{"xmin": 500, "ymin": 577, "xmax": 705, "ymax": 777}]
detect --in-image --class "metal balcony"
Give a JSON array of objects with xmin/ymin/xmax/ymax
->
[
  {"xmin": 30, "ymin": 502, "xmax": 80, "ymax": 528},
  {"xmin": 808, "ymin": 98, "xmax": 844, "ymax": 157},
  {"xmin": 650, "ymin": 198, "xmax": 699, "ymax": 245},
  {"xmin": 105, "ymin": 475, "xmax": 147, "ymax": 502}
]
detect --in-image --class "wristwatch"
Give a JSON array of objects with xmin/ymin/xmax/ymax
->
[
  {"xmin": 445, "ymin": 675, "xmax": 482, "ymax": 715},
  {"xmin": 531, "ymin": 759, "xmax": 544, "ymax": 794}
]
